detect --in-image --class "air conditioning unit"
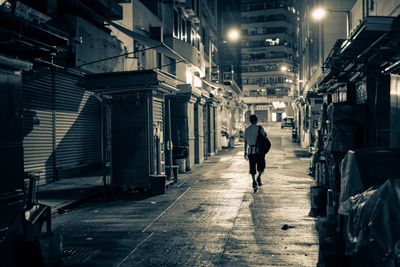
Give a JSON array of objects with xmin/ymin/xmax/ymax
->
[{"xmin": 149, "ymin": 26, "xmax": 163, "ymax": 42}]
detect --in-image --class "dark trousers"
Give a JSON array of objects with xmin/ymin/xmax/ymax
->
[{"xmin": 248, "ymin": 153, "xmax": 266, "ymax": 175}]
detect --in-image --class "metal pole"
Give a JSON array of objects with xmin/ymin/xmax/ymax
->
[
  {"xmin": 167, "ymin": 99, "xmax": 174, "ymax": 181},
  {"xmin": 51, "ymin": 64, "xmax": 57, "ymax": 182},
  {"xmin": 345, "ymin": 11, "xmax": 350, "ymax": 38}
]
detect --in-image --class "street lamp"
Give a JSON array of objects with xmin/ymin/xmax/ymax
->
[
  {"xmin": 226, "ymin": 28, "xmax": 240, "ymax": 43},
  {"xmin": 311, "ymin": 7, "xmax": 351, "ymax": 38},
  {"xmin": 311, "ymin": 7, "xmax": 327, "ymax": 21}
]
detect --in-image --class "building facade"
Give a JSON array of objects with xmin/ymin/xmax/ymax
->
[
  {"xmin": 113, "ymin": 0, "xmax": 247, "ymax": 173},
  {"xmin": 240, "ymin": 0, "xmax": 299, "ymax": 123},
  {"xmin": 0, "ymin": 0, "xmax": 247, "ymax": 189},
  {"xmin": 0, "ymin": 0, "xmax": 126, "ymax": 185},
  {"xmin": 298, "ymin": 0, "xmax": 400, "ymax": 149},
  {"xmin": 298, "ymin": 1, "xmax": 400, "ymax": 265},
  {"xmin": 296, "ymin": 0, "xmax": 356, "ymax": 149}
]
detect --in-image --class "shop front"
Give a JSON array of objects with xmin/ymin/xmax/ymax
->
[{"xmin": 85, "ymin": 70, "xmax": 177, "ymax": 192}]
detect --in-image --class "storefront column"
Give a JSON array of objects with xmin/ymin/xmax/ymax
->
[{"xmin": 194, "ymin": 97, "xmax": 206, "ymax": 164}]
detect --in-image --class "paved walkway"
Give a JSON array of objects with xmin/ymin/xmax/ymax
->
[{"xmin": 54, "ymin": 123, "xmax": 318, "ymax": 267}]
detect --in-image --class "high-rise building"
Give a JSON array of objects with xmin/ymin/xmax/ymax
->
[{"xmin": 240, "ymin": 0, "xmax": 299, "ymax": 122}]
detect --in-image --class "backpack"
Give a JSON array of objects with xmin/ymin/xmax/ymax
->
[{"xmin": 256, "ymin": 126, "xmax": 271, "ymax": 155}]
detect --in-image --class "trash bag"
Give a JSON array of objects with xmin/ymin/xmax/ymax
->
[
  {"xmin": 342, "ymin": 179, "xmax": 400, "ymax": 266},
  {"xmin": 339, "ymin": 148, "xmax": 400, "ymax": 213}
]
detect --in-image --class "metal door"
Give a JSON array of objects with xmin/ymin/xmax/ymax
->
[{"xmin": 111, "ymin": 94, "xmax": 151, "ymax": 188}]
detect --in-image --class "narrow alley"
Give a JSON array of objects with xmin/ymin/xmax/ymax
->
[{"xmin": 53, "ymin": 124, "xmax": 318, "ymax": 267}]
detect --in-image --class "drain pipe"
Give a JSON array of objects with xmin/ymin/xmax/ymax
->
[{"xmin": 91, "ymin": 92, "xmax": 108, "ymax": 186}]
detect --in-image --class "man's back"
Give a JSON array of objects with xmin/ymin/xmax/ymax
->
[{"xmin": 244, "ymin": 124, "xmax": 266, "ymax": 145}]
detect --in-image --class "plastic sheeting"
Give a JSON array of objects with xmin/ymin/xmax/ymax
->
[
  {"xmin": 341, "ymin": 179, "xmax": 400, "ymax": 266},
  {"xmin": 339, "ymin": 148, "xmax": 400, "ymax": 214}
]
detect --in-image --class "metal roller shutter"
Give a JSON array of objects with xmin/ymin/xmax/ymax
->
[
  {"xmin": 22, "ymin": 69, "xmax": 54, "ymax": 184},
  {"xmin": 23, "ymin": 69, "xmax": 102, "ymax": 184},
  {"xmin": 111, "ymin": 95, "xmax": 151, "ymax": 188},
  {"xmin": 55, "ymin": 71, "xmax": 102, "ymax": 172}
]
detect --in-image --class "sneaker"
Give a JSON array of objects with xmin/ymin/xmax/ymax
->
[{"xmin": 257, "ymin": 177, "xmax": 262, "ymax": 186}]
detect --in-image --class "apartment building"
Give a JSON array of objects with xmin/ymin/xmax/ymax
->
[{"xmin": 240, "ymin": 0, "xmax": 299, "ymax": 122}]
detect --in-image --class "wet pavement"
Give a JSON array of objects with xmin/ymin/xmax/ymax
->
[{"xmin": 53, "ymin": 123, "xmax": 318, "ymax": 267}]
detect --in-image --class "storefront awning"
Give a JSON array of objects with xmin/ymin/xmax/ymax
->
[{"xmin": 0, "ymin": 54, "xmax": 32, "ymax": 71}]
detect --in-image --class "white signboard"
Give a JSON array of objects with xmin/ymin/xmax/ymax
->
[{"xmin": 256, "ymin": 105, "xmax": 269, "ymax": 110}]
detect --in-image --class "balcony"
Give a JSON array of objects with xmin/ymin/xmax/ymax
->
[
  {"xmin": 241, "ymin": 20, "xmax": 295, "ymax": 30},
  {"xmin": 241, "ymin": 69, "xmax": 298, "ymax": 77},
  {"xmin": 241, "ymin": 45, "xmax": 295, "ymax": 54}
]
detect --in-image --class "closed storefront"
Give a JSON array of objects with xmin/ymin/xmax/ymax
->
[
  {"xmin": 23, "ymin": 69, "xmax": 102, "ymax": 184},
  {"xmin": 85, "ymin": 70, "xmax": 177, "ymax": 190}
]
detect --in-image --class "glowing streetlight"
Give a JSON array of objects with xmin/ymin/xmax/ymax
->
[
  {"xmin": 311, "ymin": 7, "xmax": 327, "ymax": 21},
  {"xmin": 227, "ymin": 28, "xmax": 240, "ymax": 42},
  {"xmin": 311, "ymin": 7, "xmax": 351, "ymax": 37},
  {"xmin": 280, "ymin": 65, "xmax": 288, "ymax": 72}
]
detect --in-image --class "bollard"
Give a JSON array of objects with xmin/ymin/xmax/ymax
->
[{"xmin": 326, "ymin": 189, "xmax": 335, "ymax": 218}]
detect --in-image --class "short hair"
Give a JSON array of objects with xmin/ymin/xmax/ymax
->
[{"xmin": 249, "ymin": 114, "xmax": 258, "ymax": 124}]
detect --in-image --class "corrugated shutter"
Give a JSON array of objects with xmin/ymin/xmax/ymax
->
[
  {"xmin": 55, "ymin": 71, "xmax": 101, "ymax": 170},
  {"xmin": 111, "ymin": 95, "xmax": 151, "ymax": 188},
  {"xmin": 23, "ymin": 69, "xmax": 102, "ymax": 184},
  {"xmin": 22, "ymin": 69, "xmax": 54, "ymax": 184}
]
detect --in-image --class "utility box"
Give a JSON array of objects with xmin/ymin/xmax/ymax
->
[{"xmin": 85, "ymin": 70, "xmax": 177, "ymax": 190}]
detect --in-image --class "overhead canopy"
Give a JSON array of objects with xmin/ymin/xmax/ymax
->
[
  {"xmin": 85, "ymin": 69, "xmax": 178, "ymax": 95},
  {"xmin": 318, "ymin": 16, "xmax": 398, "ymax": 92},
  {"xmin": 340, "ymin": 16, "xmax": 395, "ymax": 59},
  {"xmin": 110, "ymin": 21, "xmax": 188, "ymax": 64}
]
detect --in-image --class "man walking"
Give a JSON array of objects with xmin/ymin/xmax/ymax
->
[{"xmin": 244, "ymin": 114, "xmax": 267, "ymax": 192}]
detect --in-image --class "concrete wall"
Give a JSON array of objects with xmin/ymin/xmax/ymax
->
[
  {"xmin": 110, "ymin": 3, "xmax": 137, "ymax": 71},
  {"xmin": 351, "ymin": 0, "xmax": 400, "ymax": 33},
  {"xmin": 351, "ymin": 0, "xmax": 400, "ymax": 28}
]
